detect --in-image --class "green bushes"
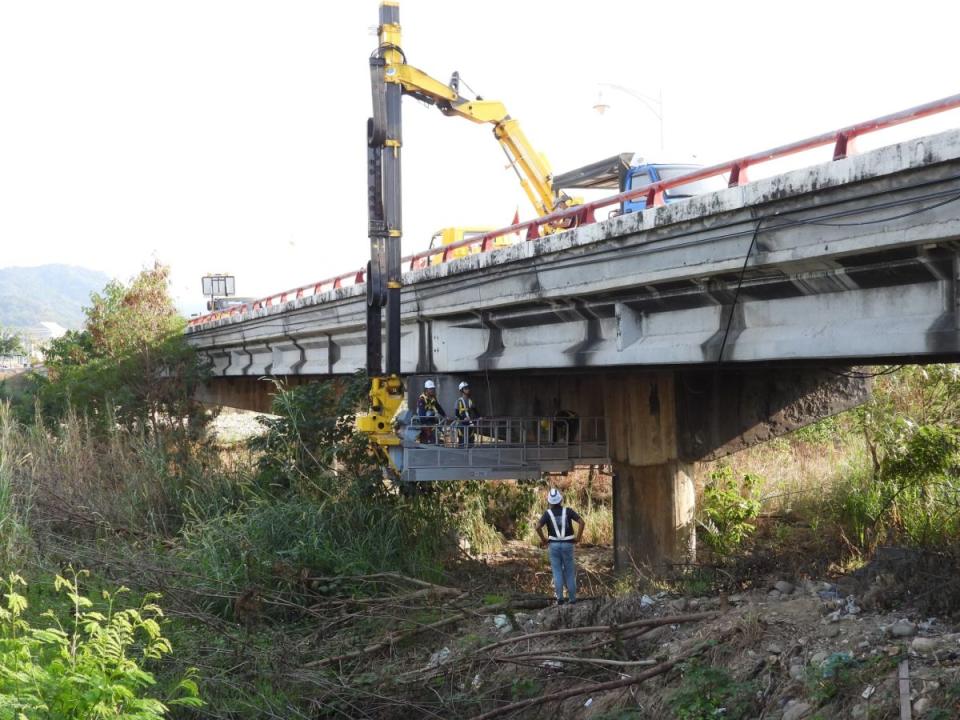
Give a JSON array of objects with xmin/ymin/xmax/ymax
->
[
  {"xmin": 177, "ymin": 377, "xmax": 470, "ymax": 607},
  {"xmin": 0, "ymin": 571, "xmax": 201, "ymax": 718},
  {"xmin": 831, "ymin": 423, "xmax": 960, "ymax": 550},
  {"xmin": 668, "ymin": 661, "xmax": 757, "ymax": 720},
  {"xmin": 27, "ymin": 264, "xmax": 210, "ymax": 439},
  {"xmin": 179, "ymin": 492, "xmax": 453, "ymax": 602},
  {"xmin": 828, "ymin": 366, "xmax": 960, "ymax": 553},
  {"xmin": 698, "ymin": 466, "xmax": 762, "ymax": 557}
]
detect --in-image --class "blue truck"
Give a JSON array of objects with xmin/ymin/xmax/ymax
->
[{"xmin": 553, "ymin": 153, "xmax": 727, "ymax": 215}]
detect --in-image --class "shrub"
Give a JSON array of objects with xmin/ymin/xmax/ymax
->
[
  {"xmin": 831, "ymin": 423, "xmax": 960, "ymax": 550},
  {"xmin": 698, "ymin": 466, "xmax": 762, "ymax": 557},
  {"xmin": 30, "ymin": 263, "xmax": 210, "ymax": 439},
  {"xmin": 668, "ymin": 661, "xmax": 756, "ymax": 720},
  {"xmin": 0, "ymin": 570, "xmax": 201, "ymax": 718}
]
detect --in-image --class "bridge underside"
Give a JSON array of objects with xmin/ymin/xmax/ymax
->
[{"xmin": 198, "ymin": 364, "xmax": 868, "ymax": 571}]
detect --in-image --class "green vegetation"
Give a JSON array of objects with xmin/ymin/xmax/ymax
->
[
  {"xmin": 826, "ymin": 365, "xmax": 960, "ymax": 553},
  {"xmin": 0, "ymin": 571, "xmax": 201, "ymax": 718},
  {"xmin": 668, "ymin": 661, "xmax": 757, "ymax": 720},
  {"xmin": 26, "ymin": 263, "xmax": 209, "ymax": 438},
  {"xmin": 0, "ymin": 328, "xmax": 24, "ymax": 356},
  {"xmin": 698, "ymin": 466, "xmax": 762, "ymax": 557}
]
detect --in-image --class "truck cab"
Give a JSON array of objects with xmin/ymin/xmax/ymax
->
[
  {"xmin": 553, "ymin": 153, "xmax": 728, "ymax": 216},
  {"xmin": 412, "ymin": 226, "xmax": 516, "ymax": 270}
]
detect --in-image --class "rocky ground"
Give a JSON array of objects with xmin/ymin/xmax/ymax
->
[{"xmin": 398, "ymin": 545, "xmax": 960, "ymax": 719}]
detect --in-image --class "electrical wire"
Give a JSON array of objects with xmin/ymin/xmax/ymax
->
[
  {"xmin": 799, "ymin": 191, "xmax": 960, "ymax": 228},
  {"xmin": 825, "ymin": 365, "xmax": 906, "ymax": 379},
  {"xmin": 715, "ymin": 218, "xmax": 762, "ymax": 365}
]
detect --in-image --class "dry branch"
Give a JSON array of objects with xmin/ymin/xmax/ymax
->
[
  {"xmin": 493, "ymin": 654, "xmax": 657, "ymax": 668},
  {"xmin": 304, "ymin": 596, "xmax": 552, "ymax": 669},
  {"xmin": 468, "ymin": 629, "xmax": 737, "ymax": 720},
  {"xmin": 476, "ymin": 611, "xmax": 720, "ymax": 655}
]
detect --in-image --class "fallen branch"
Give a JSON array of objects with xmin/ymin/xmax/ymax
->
[
  {"xmin": 468, "ymin": 629, "xmax": 737, "ymax": 720},
  {"xmin": 476, "ymin": 611, "xmax": 720, "ymax": 655},
  {"xmin": 304, "ymin": 571, "xmax": 460, "ymax": 595},
  {"xmin": 493, "ymin": 654, "xmax": 657, "ymax": 668},
  {"xmin": 307, "ymin": 587, "xmax": 465, "ymax": 610},
  {"xmin": 497, "ymin": 624, "xmax": 658, "ymax": 663},
  {"xmin": 304, "ymin": 596, "xmax": 552, "ymax": 668}
]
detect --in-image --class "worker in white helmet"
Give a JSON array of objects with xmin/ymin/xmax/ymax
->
[
  {"xmin": 535, "ymin": 487, "xmax": 585, "ymax": 605},
  {"xmin": 416, "ymin": 379, "xmax": 446, "ymax": 444},
  {"xmin": 455, "ymin": 380, "xmax": 480, "ymax": 447}
]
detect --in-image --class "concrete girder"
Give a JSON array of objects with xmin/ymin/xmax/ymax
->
[{"xmin": 188, "ymin": 129, "xmax": 960, "ymax": 378}]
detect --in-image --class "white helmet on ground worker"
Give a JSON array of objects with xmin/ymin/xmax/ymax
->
[
  {"xmin": 424, "ymin": 379, "xmax": 436, "ymax": 389},
  {"xmin": 458, "ymin": 381, "xmax": 469, "ymax": 391},
  {"xmin": 547, "ymin": 488, "xmax": 563, "ymax": 505}
]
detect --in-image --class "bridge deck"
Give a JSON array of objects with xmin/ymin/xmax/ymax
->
[{"xmin": 188, "ymin": 128, "xmax": 960, "ymax": 376}]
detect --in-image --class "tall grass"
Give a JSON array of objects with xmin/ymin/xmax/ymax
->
[
  {"xmin": 180, "ymin": 492, "xmax": 453, "ymax": 603},
  {"xmin": 0, "ymin": 403, "xmax": 32, "ymax": 565},
  {"xmin": 580, "ymin": 506, "xmax": 614, "ymax": 545},
  {"xmin": 0, "ymin": 402, "xmax": 248, "ymax": 546}
]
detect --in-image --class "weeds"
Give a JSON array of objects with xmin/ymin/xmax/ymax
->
[
  {"xmin": 0, "ymin": 403, "xmax": 32, "ymax": 567},
  {"xmin": 0, "ymin": 570, "xmax": 201, "ymax": 718},
  {"xmin": 667, "ymin": 661, "xmax": 757, "ymax": 720},
  {"xmin": 698, "ymin": 466, "xmax": 762, "ymax": 557}
]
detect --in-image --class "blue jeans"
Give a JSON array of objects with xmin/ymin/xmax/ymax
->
[{"xmin": 548, "ymin": 541, "xmax": 576, "ymax": 602}]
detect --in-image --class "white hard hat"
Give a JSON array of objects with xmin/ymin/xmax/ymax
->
[
  {"xmin": 424, "ymin": 379, "xmax": 436, "ymax": 389},
  {"xmin": 458, "ymin": 381, "xmax": 470, "ymax": 391},
  {"xmin": 547, "ymin": 488, "xmax": 563, "ymax": 505}
]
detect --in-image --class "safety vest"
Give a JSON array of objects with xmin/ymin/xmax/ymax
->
[
  {"xmin": 546, "ymin": 507, "xmax": 575, "ymax": 541},
  {"xmin": 418, "ymin": 393, "xmax": 440, "ymax": 416},
  {"xmin": 456, "ymin": 395, "xmax": 476, "ymax": 421}
]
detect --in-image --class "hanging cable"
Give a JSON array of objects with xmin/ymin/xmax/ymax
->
[{"xmin": 716, "ymin": 218, "xmax": 763, "ymax": 365}]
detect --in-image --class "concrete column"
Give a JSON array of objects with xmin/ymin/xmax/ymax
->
[
  {"xmin": 612, "ymin": 460, "xmax": 695, "ymax": 571},
  {"xmin": 604, "ymin": 372, "xmax": 695, "ymax": 572}
]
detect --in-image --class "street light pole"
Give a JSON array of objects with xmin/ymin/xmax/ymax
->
[{"xmin": 593, "ymin": 83, "xmax": 664, "ymax": 151}]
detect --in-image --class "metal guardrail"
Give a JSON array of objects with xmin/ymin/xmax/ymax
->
[
  {"xmin": 187, "ymin": 94, "xmax": 960, "ymax": 328},
  {"xmin": 401, "ymin": 416, "xmax": 608, "ymax": 482}
]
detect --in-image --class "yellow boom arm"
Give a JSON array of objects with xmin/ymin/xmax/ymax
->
[{"xmin": 379, "ymin": 9, "xmax": 572, "ymax": 219}]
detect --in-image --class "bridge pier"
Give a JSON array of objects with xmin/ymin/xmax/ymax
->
[
  {"xmin": 604, "ymin": 372, "xmax": 695, "ymax": 571},
  {"xmin": 612, "ymin": 460, "xmax": 695, "ymax": 572}
]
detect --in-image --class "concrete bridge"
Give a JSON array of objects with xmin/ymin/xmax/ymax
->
[{"xmin": 187, "ymin": 127, "xmax": 960, "ymax": 570}]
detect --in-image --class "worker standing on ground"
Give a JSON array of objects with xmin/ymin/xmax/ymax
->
[
  {"xmin": 416, "ymin": 379, "xmax": 446, "ymax": 444},
  {"xmin": 454, "ymin": 381, "xmax": 480, "ymax": 446},
  {"xmin": 535, "ymin": 488, "xmax": 585, "ymax": 605}
]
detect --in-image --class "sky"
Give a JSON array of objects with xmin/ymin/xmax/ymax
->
[{"xmin": 1, "ymin": 0, "xmax": 959, "ymax": 316}]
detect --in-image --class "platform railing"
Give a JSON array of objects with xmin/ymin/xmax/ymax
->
[{"xmin": 403, "ymin": 415, "xmax": 608, "ymax": 479}]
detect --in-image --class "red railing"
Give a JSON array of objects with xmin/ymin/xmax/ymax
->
[{"xmin": 188, "ymin": 93, "xmax": 960, "ymax": 328}]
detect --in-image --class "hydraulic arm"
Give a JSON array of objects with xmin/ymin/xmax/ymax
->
[
  {"xmin": 372, "ymin": 9, "xmax": 572, "ymax": 220},
  {"xmin": 360, "ymin": 1, "xmax": 574, "ymax": 461}
]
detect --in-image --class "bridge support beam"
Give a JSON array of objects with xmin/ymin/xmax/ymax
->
[
  {"xmin": 612, "ymin": 460, "xmax": 695, "ymax": 572},
  {"xmin": 604, "ymin": 372, "xmax": 695, "ymax": 572}
]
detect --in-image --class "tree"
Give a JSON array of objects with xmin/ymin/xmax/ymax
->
[
  {"xmin": 36, "ymin": 263, "xmax": 210, "ymax": 437},
  {"xmin": 0, "ymin": 328, "xmax": 24, "ymax": 356}
]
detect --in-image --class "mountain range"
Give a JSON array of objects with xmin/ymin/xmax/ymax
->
[{"xmin": 0, "ymin": 264, "xmax": 111, "ymax": 331}]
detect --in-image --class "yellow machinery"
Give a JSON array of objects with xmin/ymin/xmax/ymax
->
[
  {"xmin": 419, "ymin": 227, "xmax": 516, "ymax": 267},
  {"xmin": 375, "ymin": 20, "xmax": 574, "ymax": 221},
  {"xmin": 360, "ymin": 1, "xmax": 575, "ymax": 467}
]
